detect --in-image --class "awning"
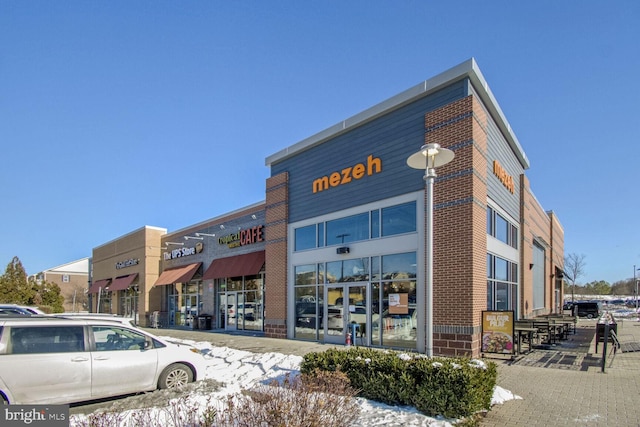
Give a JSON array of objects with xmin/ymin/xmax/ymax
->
[
  {"xmin": 154, "ymin": 262, "xmax": 202, "ymax": 286},
  {"xmin": 109, "ymin": 273, "xmax": 138, "ymax": 291},
  {"xmin": 88, "ymin": 279, "xmax": 111, "ymax": 294},
  {"xmin": 203, "ymin": 251, "xmax": 265, "ymax": 280}
]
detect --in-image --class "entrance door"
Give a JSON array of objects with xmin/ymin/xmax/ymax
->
[
  {"xmin": 183, "ymin": 294, "xmax": 198, "ymax": 328},
  {"xmin": 324, "ymin": 284, "xmax": 368, "ymax": 345},
  {"xmin": 226, "ymin": 292, "xmax": 238, "ymax": 331}
]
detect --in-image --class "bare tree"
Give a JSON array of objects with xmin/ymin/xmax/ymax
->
[{"xmin": 564, "ymin": 253, "xmax": 586, "ymax": 302}]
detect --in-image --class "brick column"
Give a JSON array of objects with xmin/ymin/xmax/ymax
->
[
  {"xmin": 264, "ymin": 172, "xmax": 289, "ymax": 338},
  {"xmin": 425, "ymin": 95, "xmax": 488, "ymax": 357}
]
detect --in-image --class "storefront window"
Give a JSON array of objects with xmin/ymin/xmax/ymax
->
[
  {"xmin": 371, "ymin": 210, "xmax": 380, "ymax": 239},
  {"xmin": 326, "ymin": 258, "xmax": 369, "ymax": 283},
  {"xmin": 294, "ymin": 201, "xmax": 418, "ymax": 252},
  {"xmin": 381, "ymin": 201, "xmax": 416, "ymax": 236},
  {"xmin": 294, "ymin": 286, "xmax": 320, "ymax": 340},
  {"xmin": 379, "ymin": 280, "xmax": 417, "ymax": 348},
  {"xmin": 295, "ymin": 264, "xmax": 317, "ymax": 285},
  {"xmin": 382, "ymin": 252, "xmax": 416, "ymax": 280},
  {"xmin": 487, "ymin": 254, "xmax": 518, "ymax": 314},
  {"xmin": 326, "ymin": 212, "xmax": 369, "ymax": 245},
  {"xmin": 295, "ymin": 225, "xmax": 316, "ymax": 251},
  {"xmin": 368, "ymin": 252, "xmax": 417, "ymax": 350}
]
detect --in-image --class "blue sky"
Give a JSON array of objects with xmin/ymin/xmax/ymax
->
[{"xmin": 1, "ymin": 1, "xmax": 638, "ymax": 285}]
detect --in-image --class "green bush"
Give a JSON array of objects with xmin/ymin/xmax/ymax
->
[{"xmin": 301, "ymin": 347, "xmax": 497, "ymax": 419}]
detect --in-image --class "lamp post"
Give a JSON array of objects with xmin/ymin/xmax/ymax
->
[
  {"xmin": 634, "ymin": 266, "xmax": 640, "ymax": 310},
  {"xmin": 407, "ymin": 143, "xmax": 454, "ymax": 357}
]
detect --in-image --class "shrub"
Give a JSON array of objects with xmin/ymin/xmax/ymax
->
[
  {"xmin": 301, "ymin": 347, "xmax": 497, "ymax": 419},
  {"xmin": 216, "ymin": 370, "xmax": 360, "ymax": 427}
]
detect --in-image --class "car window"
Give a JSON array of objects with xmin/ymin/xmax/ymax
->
[
  {"xmin": 10, "ymin": 326, "xmax": 84, "ymax": 354},
  {"xmin": 92, "ymin": 325, "xmax": 149, "ymax": 351}
]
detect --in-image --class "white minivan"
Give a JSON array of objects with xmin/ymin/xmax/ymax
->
[{"xmin": 0, "ymin": 316, "xmax": 208, "ymax": 404}]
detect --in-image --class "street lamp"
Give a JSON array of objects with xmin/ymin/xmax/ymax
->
[
  {"xmin": 634, "ymin": 266, "xmax": 640, "ymax": 310},
  {"xmin": 407, "ymin": 143, "xmax": 455, "ymax": 357}
]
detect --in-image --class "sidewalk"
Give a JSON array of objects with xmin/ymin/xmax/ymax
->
[{"xmin": 144, "ymin": 318, "xmax": 640, "ymax": 426}]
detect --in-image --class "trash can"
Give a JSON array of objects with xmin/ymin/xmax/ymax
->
[{"xmin": 198, "ymin": 314, "xmax": 212, "ymax": 330}]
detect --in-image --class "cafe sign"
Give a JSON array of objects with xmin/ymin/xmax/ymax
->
[
  {"xmin": 219, "ymin": 225, "xmax": 264, "ymax": 249},
  {"xmin": 481, "ymin": 310, "xmax": 514, "ymax": 355}
]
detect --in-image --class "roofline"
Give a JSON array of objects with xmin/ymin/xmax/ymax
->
[
  {"xmin": 164, "ymin": 200, "xmax": 266, "ymax": 238},
  {"xmin": 93, "ymin": 225, "xmax": 167, "ymax": 250},
  {"xmin": 265, "ymin": 58, "xmax": 529, "ymax": 169}
]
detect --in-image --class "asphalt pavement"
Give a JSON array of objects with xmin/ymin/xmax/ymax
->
[{"xmin": 143, "ymin": 317, "xmax": 640, "ymax": 426}]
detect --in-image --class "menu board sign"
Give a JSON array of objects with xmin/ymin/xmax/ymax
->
[
  {"xmin": 389, "ymin": 293, "xmax": 409, "ymax": 314},
  {"xmin": 481, "ymin": 311, "xmax": 514, "ymax": 354}
]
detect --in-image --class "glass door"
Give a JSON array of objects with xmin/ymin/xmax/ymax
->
[
  {"xmin": 183, "ymin": 294, "xmax": 198, "ymax": 328},
  {"xmin": 226, "ymin": 292, "xmax": 238, "ymax": 331},
  {"xmin": 324, "ymin": 284, "xmax": 368, "ymax": 345}
]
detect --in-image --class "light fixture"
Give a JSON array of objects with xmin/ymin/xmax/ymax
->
[
  {"xmin": 165, "ymin": 242, "xmax": 184, "ymax": 246},
  {"xmin": 195, "ymin": 233, "xmax": 216, "ymax": 237},
  {"xmin": 219, "ymin": 225, "xmax": 225, "ymax": 230},
  {"xmin": 251, "ymin": 214, "xmax": 257, "ymax": 220},
  {"xmin": 184, "ymin": 235, "xmax": 204, "ymax": 240},
  {"xmin": 407, "ymin": 142, "xmax": 454, "ymax": 358}
]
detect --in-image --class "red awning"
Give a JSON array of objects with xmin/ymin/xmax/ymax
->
[
  {"xmin": 203, "ymin": 251, "xmax": 265, "ymax": 280},
  {"xmin": 109, "ymin": 273, "xmax": 138, "ymax": 291},
  {"xmin": 88, "ymin": 279, "xmax": 111, "ymax": 294},
  {"xmin": 154, "ymin": 262, "xmax": 202, "ymax": 286}
]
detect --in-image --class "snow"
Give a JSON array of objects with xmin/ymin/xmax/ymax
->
[{"xmin": 70, "ymin": 338, "xmax": 520, "ymax": 426}]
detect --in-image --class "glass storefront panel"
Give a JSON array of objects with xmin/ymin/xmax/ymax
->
[
  {"xmin": 381, "ymin": 280, "xmax": 417, "ymax": 348},
  {"xmin": 295, "ymin": 224, "xmax": 316, "ymax": 251},
  {"xmin": 326, "ymin": 212, "xmax": 369, "ymax": 245},
  {"xmin": 215, "ymin": 274, "xmax": 264, "ymax": 332},
  {"xmin": 381, "ymin": 201, "xmax": 416, "ymax": 236},
  {"xmin": 294, "ymin": 286, "xmax": 319, "ymax": 340},
  {"xmin": 295, "ymin": 264, "xmax": 316, "ymax": 285}
]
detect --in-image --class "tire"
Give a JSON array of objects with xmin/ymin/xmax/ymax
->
[
  {"xmin": 158, "ymin": 363, "xmax": 193, "ymax": 389},
  {"xmin": 587, "ymin": 313, "xmax": 594, "ymax": 319}
]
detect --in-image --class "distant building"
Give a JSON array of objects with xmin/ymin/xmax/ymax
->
[{"xmin": 33, "ymin": 258, "xmax": 90, "ymax": 312}]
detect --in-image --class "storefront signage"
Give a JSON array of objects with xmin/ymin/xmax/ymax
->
[
  {"xmin": 388, "ymin": 293, "xmax": 409, "ymax": 314},
  {"xmin": 493, "ymin": 160, "xmax": 515, "ymax": 194},
  {"xmin": 163, "ymin": 242, "xmax": 203, "ymax": 261},
  {"xmin": 312, "ymin": 154, "xmax": 382, "ymax": 193},
  {"xmin": 116, "ymin": 258, "xmax": 139, "ymax": 269},
  {"xmin": 481, "ymin": 310, "xmax": 514, "ymax": 355},
  {"xmin": 219, "ymin": 225, "xmax": 264, "ymax": 249}
]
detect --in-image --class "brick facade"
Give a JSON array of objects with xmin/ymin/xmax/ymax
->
[
  {"xmin": 264, "ymin": 172, "xmax": 289, "ymax": 338},
  {"xmin": 426, "ymin": 96, "xmax": 489, "ymax": 356}
]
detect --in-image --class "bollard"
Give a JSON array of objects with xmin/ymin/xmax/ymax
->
[
  {"xmin": 350, "ymin": 323, "xmax": 359, "ymax": 347},
  {"xmin": 601, "ymin": 322, "xmax": 609, "ymax": 373}
]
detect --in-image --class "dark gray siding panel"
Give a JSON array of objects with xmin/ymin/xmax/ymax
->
[
  {"xmin": 469, "ymin": 84, "xmax": 523, "ymax": 221},
  {"xmin": 272, "ymin": 81, "xmax": 468, "ymax": 223}
]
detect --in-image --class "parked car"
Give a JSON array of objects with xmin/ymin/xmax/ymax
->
[
  {"xmin": 572, "ymin": 301, "xmax": 601, "ymax": 319},
  {"xmin": 295, "ymin": 302, "xmax": 322, "ymax": 328},
  {"xmin": 236, "ymin": 303, "xmax": 257, "ymax": 321},
  {"xmin": 0, "ymin": 316, "xmax": 207, "ymax": 404},
  {"xmin": 0, "ymin": 304, "xmax": 45, "ymax": 315},
  {"xmin": 53, "ymin": 312, "xmax": 136, "ymax": 327}
]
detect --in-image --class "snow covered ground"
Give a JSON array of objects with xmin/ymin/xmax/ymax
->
[{"xmin": 70, "ymin": 338, "xmax": 520, "ymax": 426}]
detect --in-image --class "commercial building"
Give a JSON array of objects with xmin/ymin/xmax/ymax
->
[{"xmin": 90, "ymin": 58, "xmax": 563, "ymax": 357}]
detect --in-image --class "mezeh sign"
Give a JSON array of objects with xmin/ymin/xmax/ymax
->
[{"xmin": 481, "ymin": 310, "xmax": 515, "ymax": 355}]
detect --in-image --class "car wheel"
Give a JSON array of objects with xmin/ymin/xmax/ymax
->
[
  {"xmin": 587, "ymin": 314, "xmax": 593, "ymax": 319},
  {"xmin": 158, "ymin": 363, "xmax": 193, "ymax": 389}
]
